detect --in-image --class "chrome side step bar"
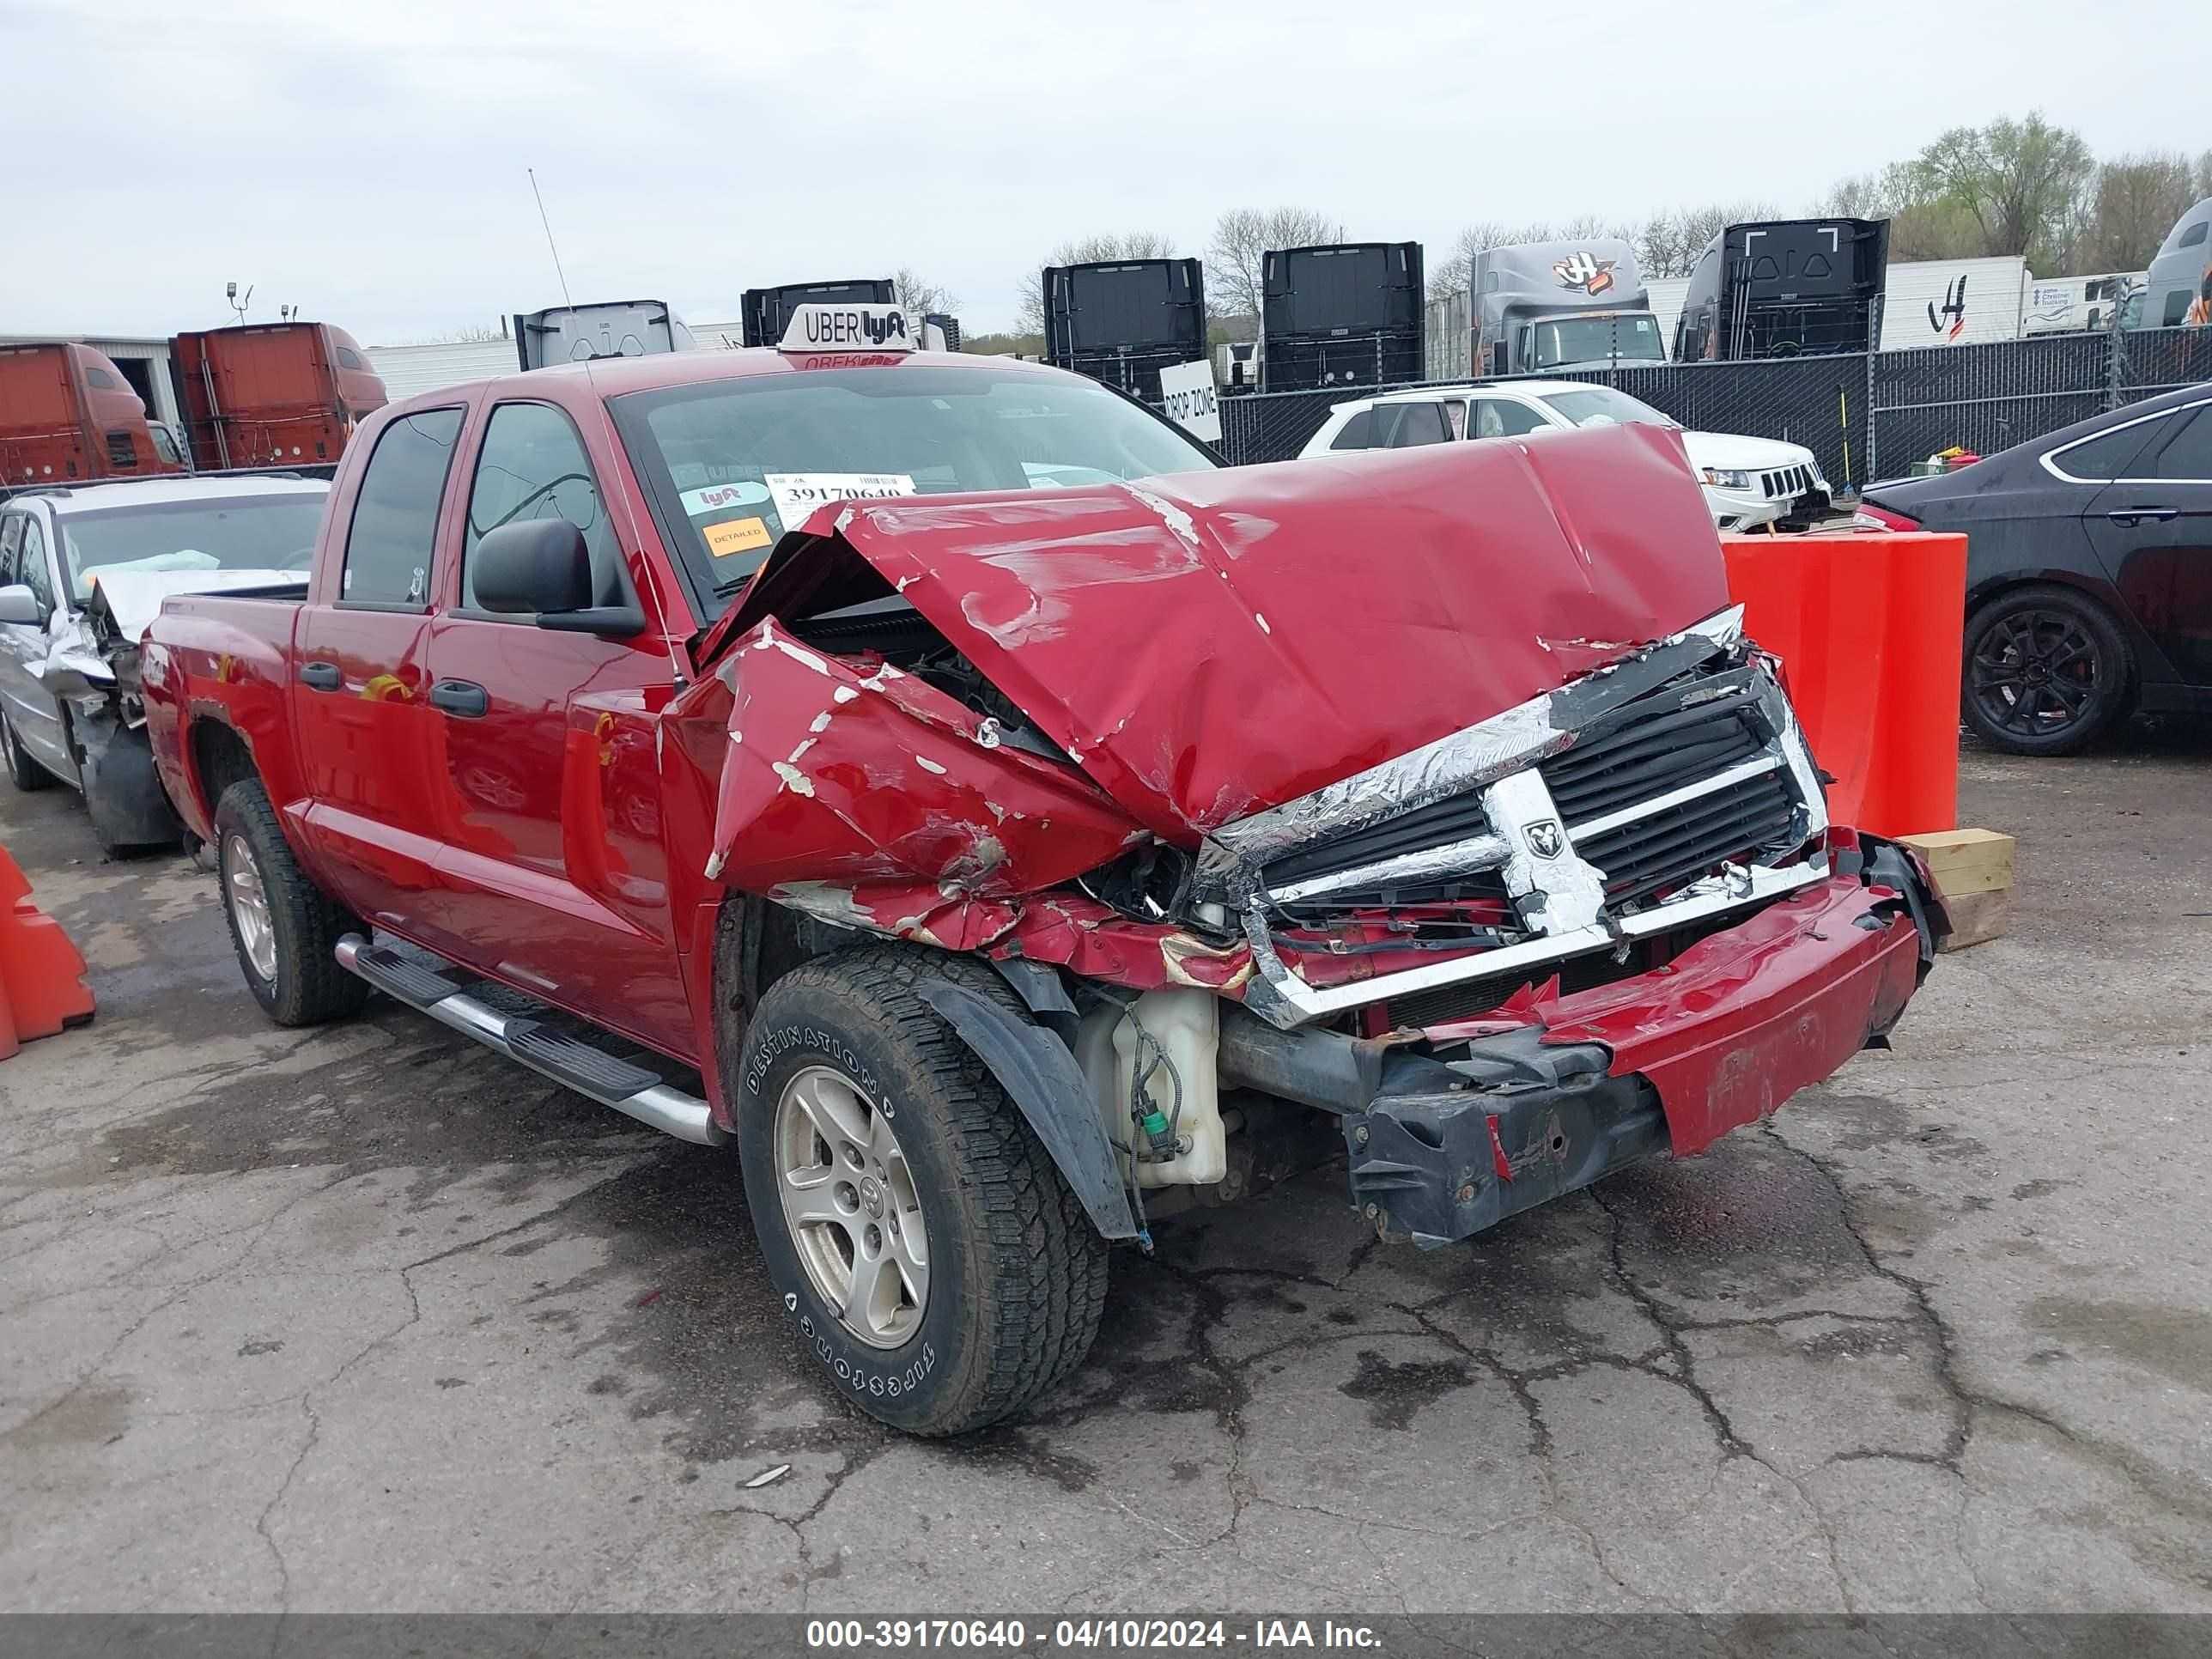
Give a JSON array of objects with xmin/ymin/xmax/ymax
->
[{"xmin": 333, "ymin": 934, "xmax": 727, "ymax": 1146}]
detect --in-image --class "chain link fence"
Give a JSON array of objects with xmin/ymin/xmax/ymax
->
[{"xmin": 1207, "ymin": 324, "xmax": 2212, "ymax": 489}]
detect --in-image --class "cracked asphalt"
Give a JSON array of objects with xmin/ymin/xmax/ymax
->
[{"xmin": 3, "ymin": 726, "xmax": 2209, "ymax": 1615}]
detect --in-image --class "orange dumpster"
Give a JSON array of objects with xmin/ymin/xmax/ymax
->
[{"xmin": 1722, "ymin": 531, "xmax": 1966, "ymax": 838}]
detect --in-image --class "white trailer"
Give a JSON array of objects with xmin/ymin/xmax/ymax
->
[{"xmin": 1877, "ymin": 257, "xmax": 2033, "ymax": 350}]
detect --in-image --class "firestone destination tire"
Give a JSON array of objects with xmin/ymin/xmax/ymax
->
[{"xmin": 732, "ymin": 946, "xmax": 1108, "ymax": 1435}]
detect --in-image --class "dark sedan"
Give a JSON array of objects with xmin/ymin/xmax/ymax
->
[{"xmin": 1860, "ymin": 383, "xmax": 2212, "ymax": 755}]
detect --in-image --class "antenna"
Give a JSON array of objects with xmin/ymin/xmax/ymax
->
[
  {"xmin": 528, "ymin": 168, "xmax": 574, "ymax": 311},
  {"xmin": 526, "ymin": 168, "xmax": 691, "ymax": 690}
]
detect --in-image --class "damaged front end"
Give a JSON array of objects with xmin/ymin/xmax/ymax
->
[
  {"xmin": 38, "ymin": 584, "xmax": 185, "ymax": 850},
  {"xmin": 675, "ymin": 428, "xmax": 1942, "ymax": 1247}
]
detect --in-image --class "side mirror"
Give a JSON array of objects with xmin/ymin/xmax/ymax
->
[
  {"xmin": 0, "ymin": 584, "xmax": 44, "ymax": 627},
  {"xmin": 469, "ymin": 520, "xmax": 641, "ymax": 637}
]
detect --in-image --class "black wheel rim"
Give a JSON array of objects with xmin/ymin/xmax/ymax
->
[{"xmin": 1970, "ymin": 608, "xmax": 2102, "ymax": 739}]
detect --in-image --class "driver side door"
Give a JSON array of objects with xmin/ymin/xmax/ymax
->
[{"xmin": 0, "ymin": 510, "xmax": 74, "ymax": 781}]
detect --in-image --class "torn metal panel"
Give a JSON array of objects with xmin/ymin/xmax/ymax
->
[
  {"xmin": 693, "ymin": 616, "xmax": 1141, "ymax": 898},
  {"xmin": 720, "ymin": 424, "xmax": 1729, "ymax": 842}
]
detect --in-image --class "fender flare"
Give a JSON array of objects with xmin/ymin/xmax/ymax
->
[{"xmin": 914, "ymin": 979, "xmax": 1139, "ymax": 1241}]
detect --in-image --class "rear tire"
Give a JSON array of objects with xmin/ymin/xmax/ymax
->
[
  {"xmin": 732, "ymin": 945, "xmax": 1108, "ymax": 1435},
  {"xmin": 1962, "ymin": 584, "xmax": 2132, "ymax": 757},
  {"xmin": 213, "ymin": 779, "xmax": 370, "ymax": 1026},
  {"xmin": 2, "ymin": 711, "xmax": 52, "ymax": 792}
]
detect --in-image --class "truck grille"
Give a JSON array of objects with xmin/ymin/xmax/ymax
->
[
  {"xmin": 1255, "ymin": 656, "xmax": 1813, "ymax": 923},
  {"xmin": 1759, "ymin": 463, "xmax": 1815, "ymax": 500},
  {"xmin": 1540, "ymin": 671, "xmax": 1766, "ymax": 822},
  {"xmin": 1261, "ymin": 791, "xmax": 1508, "ymax": 912},
  {"xmin": 1574, "ymin": 767, "xmax": 1799, "ymax": 904}
]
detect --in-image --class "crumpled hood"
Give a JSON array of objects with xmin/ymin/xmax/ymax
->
[
  {"xmin": 727, "ymin": 422, "xmax": 1728, "ymax": 840},
  {"xmin": 86, "ymin": 568, "xmax": 308, "ymax": 642}
]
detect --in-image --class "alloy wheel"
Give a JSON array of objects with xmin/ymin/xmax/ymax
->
[
  {"xmin": 773, "ymin": 1064, "xmax": 930, "ymax": 1349},
  {"xmin": 1968, "ymin": 608, "xmax": 2102, "ymax": 739},
  {"xmin": 224, "ymin": 833, "xmax": 279, "ymax": 983}
]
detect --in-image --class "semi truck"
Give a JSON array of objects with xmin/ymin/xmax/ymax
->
[
  {"xmin": 514, "ymin": 301, "xmax": 696, "ymax": 370},
  {"xmin": 138, "ymin": 302, "xmax": 1942, "ymax": 1437},
  {"xmin": 740, "ymin": 281, "xmax": 896, "ymax": 348},
  {"xmin": 1042, "ymin": 258, "xmax": 1207, "ymax": 403},
  {"xmin": 1259, "ymin": 242, "xmax": 1424, "ymax": 392},
  {"xmin": 1470, "ymin": 239, "xmax": 1668, "ymax": 377},
  {"xmin": 1, "ymin": 342, "xmax": 185, "ymax": 489},
  {"xmin": 172, "ymin": 322, "xmax": 388, "ymax": 473},
  {"xmin": 1674, "ymin": 219, "xmax": 1890, "ymax": 361},
  {"xmin": 2140, "ymin": 198, "xmax": 2211, "ymax": 330}
]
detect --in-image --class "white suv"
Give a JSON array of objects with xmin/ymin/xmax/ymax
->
[{"xmin": 1300, "ymin": 380, "xmax": 1832, "ymax": 532}]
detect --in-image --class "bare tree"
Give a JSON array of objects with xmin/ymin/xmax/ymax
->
[
  {"xmin": 1016, "ymin": 233, "xmax": 1180, "ymax": 336},
  {"xmin": 1633, "ymin": 202, "xmax": 1784, "ymax": 277},
  {"xmin": 891, "ymin": 267, "xmax": 958, "ymax": 317},
  {"xmin": 1206, "ymin": 205, "xmax": 1344, "ymax": 324},
  {"xmin": 2079, "ymin": 152, "xmax": 2201, "ymax": 271}
]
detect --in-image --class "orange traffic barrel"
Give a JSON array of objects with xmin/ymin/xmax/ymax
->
[{"xmin": 0, "ymin": 843, "xmax": 95, "ymax": 1057}]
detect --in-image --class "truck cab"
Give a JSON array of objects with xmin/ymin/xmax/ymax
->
[
  {"xmin": 141, "ymin": 304, "xmax": 1941, "ymax": 1438},
  {"xmin": 1, "ymin": 342, "xmax": 186, "ymax": 488},
  {"xmin": 1472, "ymin": 239, "xmax": 1668, "ymax": 376},
  {"xmin": 2140, "ymin": 197, "xmax": 2211, "ymax": 330}
]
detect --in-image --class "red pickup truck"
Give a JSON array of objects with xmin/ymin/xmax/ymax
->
[{"xmin": 141, "ymin": 310, "xmax": 1942, "ymax": 1434}]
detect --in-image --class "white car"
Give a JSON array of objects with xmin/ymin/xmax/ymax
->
[{"xmin": 1299, "ymin": 380, "xmax": 1832, "ymax": 532}]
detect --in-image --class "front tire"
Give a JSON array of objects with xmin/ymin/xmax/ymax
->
[
  {"xmin": 732, "ymin": 947, "xmax": 1108, "ymax": 1435},
  {"xmin": 213, "ymin": 779, "xmax": 370, "ymax": 1026},
  {"xmin": 1962, "ymin": 584, "xmax": 2132, "ymax": 757},
  {"xmin": 2, "ymin": 711, "xmax": 52, "ymax": 792}
]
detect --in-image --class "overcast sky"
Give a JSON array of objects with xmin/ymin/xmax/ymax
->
[{"xmin": 4, "ymin": 0, "xmax": 2208, "ymax": 343}]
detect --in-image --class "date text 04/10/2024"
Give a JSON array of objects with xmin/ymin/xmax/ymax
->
[{"xmin": 803, "ymin": 1619, "xmax": 1385, "ymax": 1650}]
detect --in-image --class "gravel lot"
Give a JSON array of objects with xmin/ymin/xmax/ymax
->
[{"xmin": 3, "ymin": 728, "xmax": 2209, "ymax": 1615}]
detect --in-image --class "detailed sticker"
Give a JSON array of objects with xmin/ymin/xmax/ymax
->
[
  {"xmin": 703, "ymin": 516, "xmax": 772, "ymax": 560},
  {"xmin": 680, "ymin": 479, "xmax": 772, "ymax": 517},
  {"xmin": 765, "ymin": 472, "xmax": 915, "ymax": 531}
]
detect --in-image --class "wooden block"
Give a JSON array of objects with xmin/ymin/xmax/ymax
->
[
  {"xmin": 1899, "ymin": 827, "xmax": 2014, "ymax": 898},
  {"xmin": 1935, "ymin": 887, "xmax": 2010, "ymax": 952}
]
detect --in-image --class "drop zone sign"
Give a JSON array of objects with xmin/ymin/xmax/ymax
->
[{"xmin": 1158, "ymin": 360, "xmax": 1222, "ymax": 443}]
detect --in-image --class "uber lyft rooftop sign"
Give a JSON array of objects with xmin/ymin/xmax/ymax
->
[{"xmin": 779, "ymin": 303, "xmax": 915, "ymax": 353}]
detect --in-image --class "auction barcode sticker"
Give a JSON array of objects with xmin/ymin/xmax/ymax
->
[{"xmin": 764, "ymin": 472, "xmax": 915, "ymax": 532}]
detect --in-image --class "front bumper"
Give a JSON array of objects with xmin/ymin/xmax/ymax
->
[
  {"xmin": 1708, "ymin": 484, "xmax": 1833, "ymax": 533},
  {"xmin": 1337, "ymin": 856, "xmax": 1934, "ymax": 1245}
]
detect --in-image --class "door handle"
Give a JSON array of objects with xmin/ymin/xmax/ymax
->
[
  {"xmin": 298, "ymin": 660, "xmax": 341, "ymax": 690},
  {"xmin": 429, "ymin": 678, "xmax": 489, "ymax": 719},
  {"xmin": 2106, "ymin": 506, "xmax": 2179, "ymax": 526}
]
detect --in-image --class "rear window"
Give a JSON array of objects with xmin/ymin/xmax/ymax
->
[
  {"xmin": 58, "ymin": 492, "xmax": 329, "ymax": 602},
  {"xmin": 611, "ymin": 365, "xmax": 1216, "ymax": 611},
  {"xmin": 342, "ymin": 410, "xmax": 463, "ymax": 606}
]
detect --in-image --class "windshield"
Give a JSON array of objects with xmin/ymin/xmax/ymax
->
[
  {"xmin": 1527, "ymin": 314, "xmax": 1666, "ymax": 369},
  {"xmin": 1534, "ymin": 386, "xmax": 1678, "ymax": 430},
  {"xmin": 58, "ymin": 494, "xmax": 328, "ymax": 602},
  {"xmin": 611, "ymin": 365, "xmax": 1218, "ymax": 611}
]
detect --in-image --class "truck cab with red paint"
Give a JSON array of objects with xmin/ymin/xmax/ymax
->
[
  {"xmin": 1, "ymin": 342, "xmax": 186, "ymax": 487},
  {"xmin": 171, "ymin": 322, "xmax": 388, "ymax": 472},
  {"xmin": 140, "ymin": 306, "xmax": 1942, "ymax": 1435}
]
